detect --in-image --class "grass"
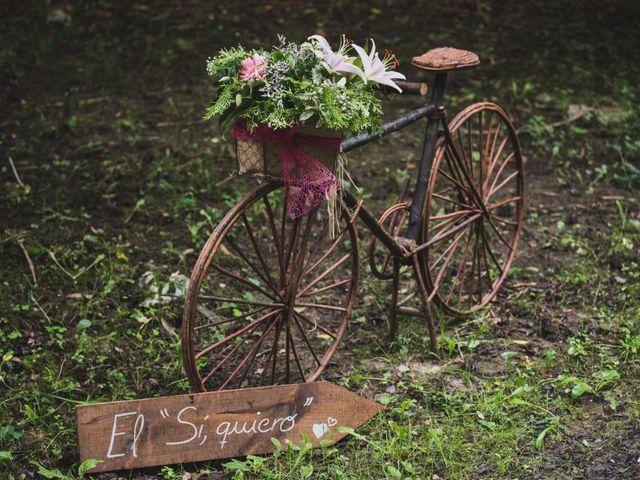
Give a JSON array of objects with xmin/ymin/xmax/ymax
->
[{"xmin": 1, "ymin": 1, "xmax": 640, "ymax": 478}]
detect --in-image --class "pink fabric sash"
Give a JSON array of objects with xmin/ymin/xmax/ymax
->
[{"xmin": 232, "ymin": 123, "xmax": 342, "ymax": 219}]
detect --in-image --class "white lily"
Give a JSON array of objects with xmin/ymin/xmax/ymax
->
[
  {"xmin": 352, "ymin": 39, "xmax": 406, "ymax": 92},
  {"xmin": 308, "ymin": 34, "xmax": 367, "ymax": 83}
]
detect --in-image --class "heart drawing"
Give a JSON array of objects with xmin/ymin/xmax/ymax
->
[
  {"xmin": 312, "ymin": 417, "xmax": 339, "ymax": 439},
  {"xmin": 312, "ymin": 423, "xmax": 329, "ymax": 439}
]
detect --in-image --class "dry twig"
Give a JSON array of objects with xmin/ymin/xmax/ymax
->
[
  {"xmin": 8, "ymin": 156, "xmax": 24, "ymax": 186},
  {"xmin": 17, "ymin": 239, "xmax": 38, "ymax": 286}
]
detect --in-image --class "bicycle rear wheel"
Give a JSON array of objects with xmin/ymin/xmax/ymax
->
[
  {"xmin": 422, "ymin": 102, "xmax": 525, "ymax": 315},
  {"xmin": 182, "ymin": 181, "xmax": 359, "ymax": 392}
]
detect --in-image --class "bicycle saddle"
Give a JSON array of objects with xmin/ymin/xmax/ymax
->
[{"xmin": 411, "ymin": 47, "xmax": 479, "ymax": 72}]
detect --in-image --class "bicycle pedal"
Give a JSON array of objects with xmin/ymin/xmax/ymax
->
[{"xmin": 394, "ymin": 236, "xmax": 417, "ymax": 252}]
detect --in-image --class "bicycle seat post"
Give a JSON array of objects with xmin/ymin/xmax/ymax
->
[{"xmin": 406, "ymin": 47, "xmax": 480, "ymax": 240}]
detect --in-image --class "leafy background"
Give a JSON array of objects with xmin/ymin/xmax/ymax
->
[{"xmin": 1, "ymin": 1, "xmax": 639, "ymax": 479}]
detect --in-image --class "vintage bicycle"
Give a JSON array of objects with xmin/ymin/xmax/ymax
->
[{"xmin": 181, "ymin": 47, "xmax": 525, "ymax": 392}]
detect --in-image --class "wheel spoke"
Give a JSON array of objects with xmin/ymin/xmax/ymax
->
[
  {"xmin": 457, "ymin": 128, "xmax": 473, "ymax": 179},
  {"xmin": 429, "ymin": 227, "xmax": 467, "ymax": 273},
  {"xmin": 224, "ymin": 236, "xmax": 279, "ymax": 297},
  {"xmin": 265, "ymin": 316, "xmax": 284, "ymax": 386},
  {"xmin": 235, "ymin": 321, "xmax": 277, "ymax": 388},
  {"xmin": 297, "ymin": 253, "xmax": 351, "ymax": 297},
  {"xmin": 455, "ymin": 229, "xmax": 478, "ymax": 305},
  {"xmin": 432, "ymin": 192, "xmax": 474, "ymax": 210},
  {"xmin": 290, "ymin": 209, "xmax": 317, "ymax": 289},
  {"xmin": 195, "ymin": 305, "xmax": 270, "ymax": 330},
  {"xmin": 433, "ymin": 186, "xmax": 460, "ymax": 197},
  {"xmin": 488, "ymin": 170, "xmax": 519, "ymax": 201},
  {"xmin": 484, "ymin": 214, "xmax": 514, "ymax": 252},
  {"xmin": 284, "ymin": 217, "xmax": 302, "ymax": 272},
  {"xmin": 303, "ymin": 226, "xmax": 349, "ymax": 278},
  {"xmin": 212, "ymin": 264, "xmax": 278, "ymax": 301},
  {"xmin": 478, "ymin": 110, "xmax": 484, "ymax": 194},
  {"xmin": 486, "ymin": 152, "xmax": 515, "ymax": 198},
  {"xmin": 429, "ymin": 209, "xmax": 476, "ymax": 235},
  {"xmin": 263, "ymin": 195, "xmax": 286, "ymax": 281},
  {"xmin": 288, "ymin": 325, "xmax": 306, "ymax": 381},
  {"xmin": 201, "ymin": 335, "xmax": 247, "ymax": 385},
  {"xmin": 438, "ymin": 159, "xmax": 471, "ymax": 195},
  {"xmin": 291, "ymin": 313, "xmax": 322, "ymax": 366},
  {"xmin": 482, "ymin": 225, "xmax": 505, "ymax": 274},
  {"xmin": 220, "ymin": 316, "xmax": 279, "ymax": 390},
  {"xmin": 285, "ymin": 318, "xmax": 291, "ymax": 383},
  {"xmin": 492, "ymin": 215, "xmax": 519, "ymax": 226},
  {"xmin": 483, "ymin": 136, "xmax": 508, "ymax": 193},
  {"xmin": 301, "ymin": 212, "xmax": 331, "ymax": 275},
  {"xmin": 481, "ymin": 239, "xmax": 493, "ymax": 290},
  {"xmin": 422, "ymin": 212, "xmax": 483, "ymax": 251},
  {"xmin": 443, "ymin": 146, "xmax": 470, "ymax": 199},
  {"xmin": 293, "ymin": 311, "xmax": 337, "ymax": 339},
  {"xmin": 480, "ymin": 227, "xmax": 501, "ymax": 291},
  {"xmin": 428, "ymin": 230, "xmax": 461, "ymax": 258},
  {"xmin": 445, "ymin": 227, "xmax": 475, "ymax": 304},
  {"xmin": 475, "ymin": 222, "xmax": 484, "ymax": 301},
  {"xmin": 482, "ymin": 112, "xmax": 493, "ymax": 180},
  {"xmin": 430, "ymin": 209, "xmax": 476, "ymax": 221},
  {"xmin": 468, "ymin": 220, "xmax": 482, "ymax": 307},
  {"xmin": 195, "ymin": 308, "xmax": 281, "ymax": 360},
  {"xmin": 301, "ymin": 278, "xmax": 351, "ymax": 298},
  {"xmin": 488, "ymin": 196, "xmax": 521, "ymax": 210},
  {"xmin": 444, "ymin": 137, "xmax": 484, "ymax": 207},
  {"xmin": 295, "ymin": 302, "xmax": 347, "ymax": 313},
  {"xmin": 429, "ymin": 227, "xmax": 468, "ymax": 296},
  {"xmin": 241, "ymin": 213, "xmax": 277, "ymax": 288},
  {"xmin": 487, "ymin": 123, "xmax": 503, "ymax": 174},
  {"xmin": 199, "ymin": 294, "xmax": 283, "ymax": 309}
]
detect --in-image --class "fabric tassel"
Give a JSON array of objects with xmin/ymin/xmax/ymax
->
[{"xmin": 326, "ymin": 151, "xmax": 360, "ymax": 239}]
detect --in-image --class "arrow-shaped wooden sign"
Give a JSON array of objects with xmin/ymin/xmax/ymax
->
[{"xmin": 76, "ymin": 382, "xmax": 382, "ymax": 473}]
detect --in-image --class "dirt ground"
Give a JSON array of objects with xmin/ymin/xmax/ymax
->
[{"xmin": 1, "ymin": 1, "xmax": 639, "ymax": 479}]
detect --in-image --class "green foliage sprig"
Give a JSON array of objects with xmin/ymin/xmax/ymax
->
[{"xmin": 205, "ymin": 35, "xmax": 397, "ymax": 138}]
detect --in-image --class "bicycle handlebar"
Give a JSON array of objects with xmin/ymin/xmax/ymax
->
[{"xmin": 380, "ymin": 80, "xmax": 428, "ymax": 96}]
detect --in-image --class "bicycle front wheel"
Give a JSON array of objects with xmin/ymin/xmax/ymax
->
[
  {"xmin": 422, "ymin": 102, "xmax": 525, "ymax": 315},
  {"xmin": 182, "ymin": 181, "xmax": 359, "ymax": 392}
]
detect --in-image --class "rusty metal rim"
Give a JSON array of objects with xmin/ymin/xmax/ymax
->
[
  {"xmin": 181, "ymin": 180, "xmax": 359, "ymax": 392},
  {"xmin": 420, "ymin": 102, "xmax": 525, "ymax": 315}
]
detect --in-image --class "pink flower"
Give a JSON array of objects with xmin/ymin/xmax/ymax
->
[{"xmin": 240, "ymin": 54, "xmax": 266, "ymax": 81}]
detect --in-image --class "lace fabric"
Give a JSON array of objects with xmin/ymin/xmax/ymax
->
[{"xmin": 233, "ymin": 123, "xmax": 342, "ymax": 219}]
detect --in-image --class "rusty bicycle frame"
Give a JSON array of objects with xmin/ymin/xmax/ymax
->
[{"xmin": 337, "ymin": 73, "xmax": 460, "ymax": 352}]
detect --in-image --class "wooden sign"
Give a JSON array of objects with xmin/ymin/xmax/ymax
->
[{"xmin": 76, "ymin": 382, "xmax": 382, "ymax": 473}]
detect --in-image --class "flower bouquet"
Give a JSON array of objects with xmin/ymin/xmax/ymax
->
[{"xmin": 205, "ymin": 34, "xmax": 405, "ymax": 218}]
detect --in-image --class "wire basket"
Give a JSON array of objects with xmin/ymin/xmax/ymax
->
[{"xmin": 235, "ymin": 126, "xmax": 342, "ymax": 179}]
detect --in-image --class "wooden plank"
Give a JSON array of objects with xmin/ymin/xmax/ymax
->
[{"xmin": 76, "ymin": 382, "xmax": 383, "ymax": 473}]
